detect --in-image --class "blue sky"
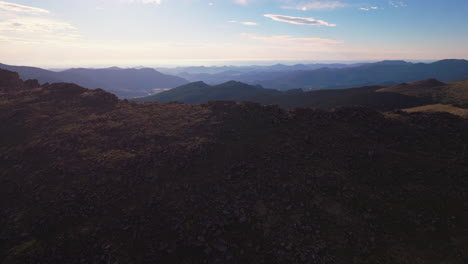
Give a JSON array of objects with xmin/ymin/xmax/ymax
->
[{"xmin": 0, "ymin": 0, "xmax": 467, "ymax": 67}]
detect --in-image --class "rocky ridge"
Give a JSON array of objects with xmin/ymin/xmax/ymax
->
[{"xmin": 0, "ymin": 69, "xmax": 467, "ymax": 264}]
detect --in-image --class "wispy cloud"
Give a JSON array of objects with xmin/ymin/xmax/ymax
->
[
  {"xmin": 264, "ymin": 14, "xmax": 336, "ymax": 26},
  {"xmin": 389, "ymin": 0, "xmax": 406, "ymax": 8},
  {"xmin": 359, "ymin": 6, "xmax": 379, "ymax": 11},
  {"xmin": 229, "ymin": 20, "xmax": 258, "ymax": 26},
  {"xmin": 0, "ymin": 18, "xmax": 76, "ymax": 33},
  {"xmin": 281, "ymin": 1, "xmax": 347, "ymax": 11},
  {"xmin": 0, "ymin": 1, "xmax": 79, "ymax": 45},
  {"xmin": 0, "ymin": 1, "xmax": 49, "ymax": 14},
  {"xmin": 241, "ymin": 22, "xmax": 257, "ymax": 26}
]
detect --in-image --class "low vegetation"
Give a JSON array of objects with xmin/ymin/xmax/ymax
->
[{"xmin": 1, "ymin": 69, "xmax": 468, "ymax": 264}]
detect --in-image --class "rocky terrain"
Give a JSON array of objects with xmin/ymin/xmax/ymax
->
[{"xmin": 1, "ymin": 69, "xmax": 467, "ymax": 264}]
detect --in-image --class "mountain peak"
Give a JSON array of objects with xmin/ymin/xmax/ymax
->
[
  {"xmin": 177, "ymin": 81, "xmax": 210, "ymax": 89},
  {"xmin": 191, "ymin": 81, "xmax": 209, "ymax": 85},
  {"xmin": 222, "ymin": 80, "xmax": 246, "ymax": 85}
]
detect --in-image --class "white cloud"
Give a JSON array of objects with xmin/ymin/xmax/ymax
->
[
  {"xmin": 0, "ymin": 18, "xmax": 76, "ymax": 33},
  {"xmin": 389, "ymin": 0, "xmax": 406, "ymax": 8},
  {"xmin": 264, "ymin": 14, "xmax": 336, "ymax": 27},
  {"xmin": 0, "ymin": 1, "xmax": 79, "ymax": 45},
  {"xmin": 0, "ymin": 1, "xmax": 49, "ymax": 14},
  {"xmin": 360, "ymin": 6, "xmax": 379, "ymax": 11},
  {"xmin": 282, "ymin": 1, "xmax": 347, "ymax": 11}
]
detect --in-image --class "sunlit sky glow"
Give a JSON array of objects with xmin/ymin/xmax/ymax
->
[{"xmin": 0, "ymin": 0, "xmax": 467, "ymax": 67}]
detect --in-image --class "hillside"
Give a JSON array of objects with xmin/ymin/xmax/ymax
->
[
  {"xmin": 134, "ymin": 81, "xmax": 281, "ymax": 104},
  {"xmin": 403, "ymin": 104, "xmax": 468, "ymax": 118},
  {"xmin": 1, "ymin": 69, "xmax": 468, "ymax": 263},
  {"xmin": 0, "ymin": 63, "xmax": 189, "ymax": 98},
  {"xmin": 138, "ymin": 78, "xmax": 468, "ymax": 114},
  {"xmin": 136, "ymin": 81, "xmax": 430, "ymax": 111},
  {"xmin": 378, "ymin": 79, "xmax": 468, "ymax": 107},
  {"xmin": 254, "ymin": 86, "xmax": 430, "ymax": 111}
]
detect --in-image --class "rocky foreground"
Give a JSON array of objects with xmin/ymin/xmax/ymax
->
[{"xmin": 0, "ymin": 69, "xmax": 467, "ymax": 263}]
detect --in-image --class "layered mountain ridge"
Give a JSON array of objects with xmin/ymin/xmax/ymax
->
[
  {"xmin": 2, "ymin": 59, "xmax": 468, "ymax": 99},
  {"xmin": 0, "ymin": 63, "xmax": 189, "ymax": 98},
  {"xmin": 163, "ymin": 59, "xmax": 468, "ymax": 90},
  {"xmin": 136, "ymin": 77, "xmax": 468, "ymax": 115}
]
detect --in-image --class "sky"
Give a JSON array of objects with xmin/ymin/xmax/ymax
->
[{"xmin": 0, "ymin": 0, "xmax": 467, "ymax": 67}]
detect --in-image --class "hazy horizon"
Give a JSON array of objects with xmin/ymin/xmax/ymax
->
[{"xmin": 2, "ymin": 59, "xmax": 446, "ymax": 70}]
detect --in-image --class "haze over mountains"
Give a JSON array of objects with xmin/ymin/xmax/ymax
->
[
  {"xmin": 158, "ymin": 60, "xmax": 468, "ymax": 90},
  {"xmin": 157, "ymin": 62, "xmax": 365, "ymax": 75},
  {"xmin": 2, "ymin": 59, "xmax": 468, "ymax": 99},
  {"xmin": 0, "ymin": 63, "xmax": 189, "ymax": 98}
]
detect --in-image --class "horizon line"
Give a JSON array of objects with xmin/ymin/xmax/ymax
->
[{"xmin": 3, "ymin": 58, "xmax": 467, "ymax": 69}]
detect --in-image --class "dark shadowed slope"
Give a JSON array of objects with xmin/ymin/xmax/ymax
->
[
  {"xmin": 136, "ymin": 81, "xmax": 430, "ymax": 111},
  {"xmin": 254, "ymin": 86, "xmax": 431, "ymax": 111},
  {"xmin": 0, "ymin": 63, "xmax": 189, "ymax": 98},
  {"xmin": 378, "ymin": 79, "xmax": 468, "ymax": 107},
  {"xmin": 133, "ymin": 80, "xmax": 281, "ymax": 104},
  {"xmin": 0, "ymin": 69, "xmax": 41, "ymax": 92},
  {"xmin": 137, "ymin": 78, "xmax": 468, "ymax": 113},
  {"xmin": 1, "ymin": 69, "xmax": 468, "ymax": 264}
]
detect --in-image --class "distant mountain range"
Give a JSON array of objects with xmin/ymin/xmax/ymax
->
[
  {"xmin": 162, "ymin": 60, "xmax": 468, "ymax": 90},
  {"xmin": 0, "ymin": 63, "xmax": 189, "ymax": 98},
  {"xmin": 2, "ymin": 59, "xmax": 468, "ymax": 98},
  {"xmin": 258, "ymin": 59, "xmax": 468, "ymax": 90},
  {"xmin": 157, "ymin": 63, "xmax": 364, "ymax": 76}
]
